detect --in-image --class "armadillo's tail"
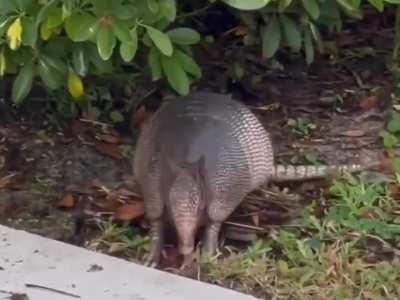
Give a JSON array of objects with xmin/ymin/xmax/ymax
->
[{"xmin": 270, "ymin": 163, "xmax": 368, "ymax": 182}]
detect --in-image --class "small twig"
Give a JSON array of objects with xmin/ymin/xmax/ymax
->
[
  {"xmin": 224, "ymin": 221, "xmax": 266, "ymax": 232},
  {"xmin": 131, "ymin": 87, "xmax": 158, "ymax": 113},
  {"xmin": 79, "ymin": 118, "xmax": 113, "ymax": 128},
  {"xmin": 176, "ymin": 5, "xmax": 213, "ymax": 20},
  {"xmin": 25, "ymin": 284, "xmax": 81, "ymax": 299},
  {"xmin": 349, "ymin": 232, "xmax": 400, "ymax": 257}
]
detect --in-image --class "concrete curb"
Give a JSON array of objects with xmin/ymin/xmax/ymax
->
[{"xmin": 0, "ymin": 225, "xmax": 259, "ymax": 300}]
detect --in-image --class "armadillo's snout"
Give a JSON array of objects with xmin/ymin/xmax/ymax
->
[{"xmin": 175, "ymin": 217, "xmax": 199, "ymax": 255}]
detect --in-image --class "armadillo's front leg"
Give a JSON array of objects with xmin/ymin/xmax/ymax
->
[
  {"xmin": 202, "ymin": 221, "xmax": 222, "ymax": 256},
  {"xmin": 145, "ymin": 218, "xmax": 164, "ymax": 267}
]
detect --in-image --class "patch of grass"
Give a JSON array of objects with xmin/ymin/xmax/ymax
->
[
  {"xmin": 203, "ymin": 173, "xmax": 400, "ymax": 299},
  {"xmin": 287, "ymin": 117, "xmax": 316, "ymax": 137},
  {"xmin": 89, "ymin": 220, "xmax": 150, "ymax": 257}
]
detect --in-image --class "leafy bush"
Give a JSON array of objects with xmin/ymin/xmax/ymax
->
[
  {"xmin": 1, "ymin": 0, "xmax": 400, "ymax": 107},
  {"xmin": 218, "ymin": 0, "xmax": 400, "ymax": 64},
  {"xmin": 0, "ymin": 0, "xmax": 201, "ymax": 104}
]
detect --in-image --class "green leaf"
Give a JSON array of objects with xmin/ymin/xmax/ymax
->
[
  {"xmin": 43, "ymin": 37, "xmax": 70, "ymax": 57},
  {"xmin": 36, "ymin": 0, "xmax": 59, "ymax": 26},
  {"xmin": 232, "ymin": 62, "xmax": 244, "ymax": 80},
  {"xmin": 161, "ymin": 54, "xmax": 189, "ymax": 95},
  {"xmin": 0, "ymin": 0, "xmax": 19, "ymax": 14},
  {"xmin": 145, "ymin": 25, "xmax": 173, "ymax": 56},
  {"xmin": 301, "ymin": 0, "xmax": 320, "ymax": 20},
  {"xmin": 336, "ymin": 0, "xmax": 362, "ymax": 18},
  {"xmin": 262, "ymin": 16, "xmax": 281, "ymax": 58},
  {"xmin": 62, "ymin": 1, "xmax": 74, "ymax": 20},
  {"xmin": 148, "ymin": 46, "xmax": 162, "ymax": 81},
  {"xmin": 97, "ymin": 26, "xmax": 117, "ymax": 60},
  {"xmin": 160, "ymin": 0, "xmax": 176, "ymax": 21},
  {"xmin": 222, "ymin": 0, "xmax": 270, "ymax": 10},
  {"xmin": 12, "ymin": 60, "xmax": 34, "ymax": 104},
  {"xmin": 72, "ymin": 44, "xmax": 89, "ymax": 76},
  {"xmin": 114, "ymin": 4, "xmax": 137, "ymax": 20},
  {"xmin": 37, "ymin": 54, "xmax": 66, "ymax": 90},
  {"xmin": 388, "ymin": 116, "xmax": 400, "ymax": 133},
  {"xmin": 45, "ymin": 6, "xmax": 63, "ymax": 28},
  {"xmin": 87, "ymin": 44, "xmax": 113, "ymax": 74},
  {"xmin": 167, "ymin": 28, "xmax": 201, "ymax": 45},
  {"xmin": 174, "ymin": 49, "xmax": 201, "ymax": 79},
  {"xmin": 40, "ymin": 53, "xmax": 67, "ymax": 75},
  {"xmin": 309, "ymin": 22, "xmax": 323, "ymax": 53},
  {"xmin": 278, "ymin": 0, "xmax": 293, "ymax": 12},
  {"xmin": 15, "ymin": 0, "xmax": 33, "ymax": 11},
  {"xmin": 120, "ymin": 27, "xmax": 138, "ymax": 62},
  {"xmin": 112, "ymin": 19, "xmax": 132, "ymax": 43},
  {"xmin": 368, "ymin": 0, "xmax": 384, "ymax": 11},
  {"xmin": 380, "ymin": 131, "xmax": 397, "ymax": 148},
  {"xmin": 110, "ymin": 110, "xmax": 124, "ymax": 123},
  {"xmin": 304, "ymin": 28, "xmax": 314, "ymax": 64},
  {"xmin": 65, "ymin": 13, "xmax": 98, "ymax": 42},
  {"xmin": 91, "ymin": 0, "xmax": 116, "ymax": 15},
  {"xmin": 21, "ymin": 17, "xmax": 37, "ymax": 47},
  {"xmin": 393, "ymin": 157, "xmax": 400, "ymax": 174},
  {"xmin": 280, "ymin": 15, "xmax": 301, "ymax": 52},
  {"xmin": 319, "ymin": 0, "xmax": 342, "ymax": 32},
  {"xmin": 0, "ymin": 16, "xmax": 12, "ymax": 37},
  {"xmin": 120, "ymin": 42, "xmax": 136, "ymax": 62},
  {"xmin": 147, "ymin": 0, "xmax": 160, "ymax": 13}
]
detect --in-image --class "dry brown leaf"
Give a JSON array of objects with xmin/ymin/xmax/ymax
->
[
  {"xmin": 339, "ymin": 130, "xmax": 366, "ymax": 137},
  {"xmin": 95, "ymin": 141, "xmax": 123, "ymax": 160},
  {"xmin": 57, "ymin": 193, "xmax": 77, "ymax": 208},
  {"xmin": 97, "ymin": 134, "xmax": 120, "ymax": 144},
  {"xmin": 381, "ymin": 156, "xmax": 395, "ymax": 174},
  {"xmin": 388, "ymin": 183, "xmax": 400, "ymax": 199},
  {"xmin": 251, "ymin": 214, "xmax": 260, "ymax": 226},
  {"xmin": 116, "ymin": 188, "xmax": 141, "ymax": 198},
  {"xmin": 69, "ymin": 120, "xmax": 89, "ymax": 136},
  {"xmin": 114, "ymin": 202, "xmax": 144, "ymax": 221},
  {"xmin": 359, "ymin": 95, "xmax": 380, "ymax": 110},
  {"xmin": 0, "ymin": 173, "xmax": 16, "ymax": 189},
  {"xmin": 234, "ymin": 25, "xmax": 249, "ymax": 36},
  {"xmin": 92, "ymin": 193, "xmax": 121, "ymax": 210},
  {"xmin": 223, "ymin": 25, "xmax": 249, "ymax": 37}
]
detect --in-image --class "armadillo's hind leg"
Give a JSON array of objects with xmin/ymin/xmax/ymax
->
[
  {"xmin": 201, "ymin": 221, "xmax": 222, "ymax": 256},
  {"xmin": 144, "ymin": 218, "xmax": 164, "ymax": 268}
]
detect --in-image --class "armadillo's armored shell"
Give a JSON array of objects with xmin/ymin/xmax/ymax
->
[{"xmin": 134, "ymin": 92, "xmax": 275, "ymax": 224}]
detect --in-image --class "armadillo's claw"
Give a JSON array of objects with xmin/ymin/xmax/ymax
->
[
  {"xmin": 144, "ymin": 219, "xmax": 164, "ymax": 268},
  {"xmin": 144, "ymin": 250, "xmax": 160, "ymax": 268},
  {"xmin": 144, "ymin": 259, "xmax": 158, "ymax": 268},
  {"xmin": 144, "ymin": 242, "xmax": 162, "ymax": 268},
  {"xmin": 179, "ymin": 253, "xmax": 196, "ymax": 271}
]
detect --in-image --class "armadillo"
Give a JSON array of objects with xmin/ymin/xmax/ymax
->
[{"xmin": 133, "ymin": 92, "xmax": 375, "ymax": 267}]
